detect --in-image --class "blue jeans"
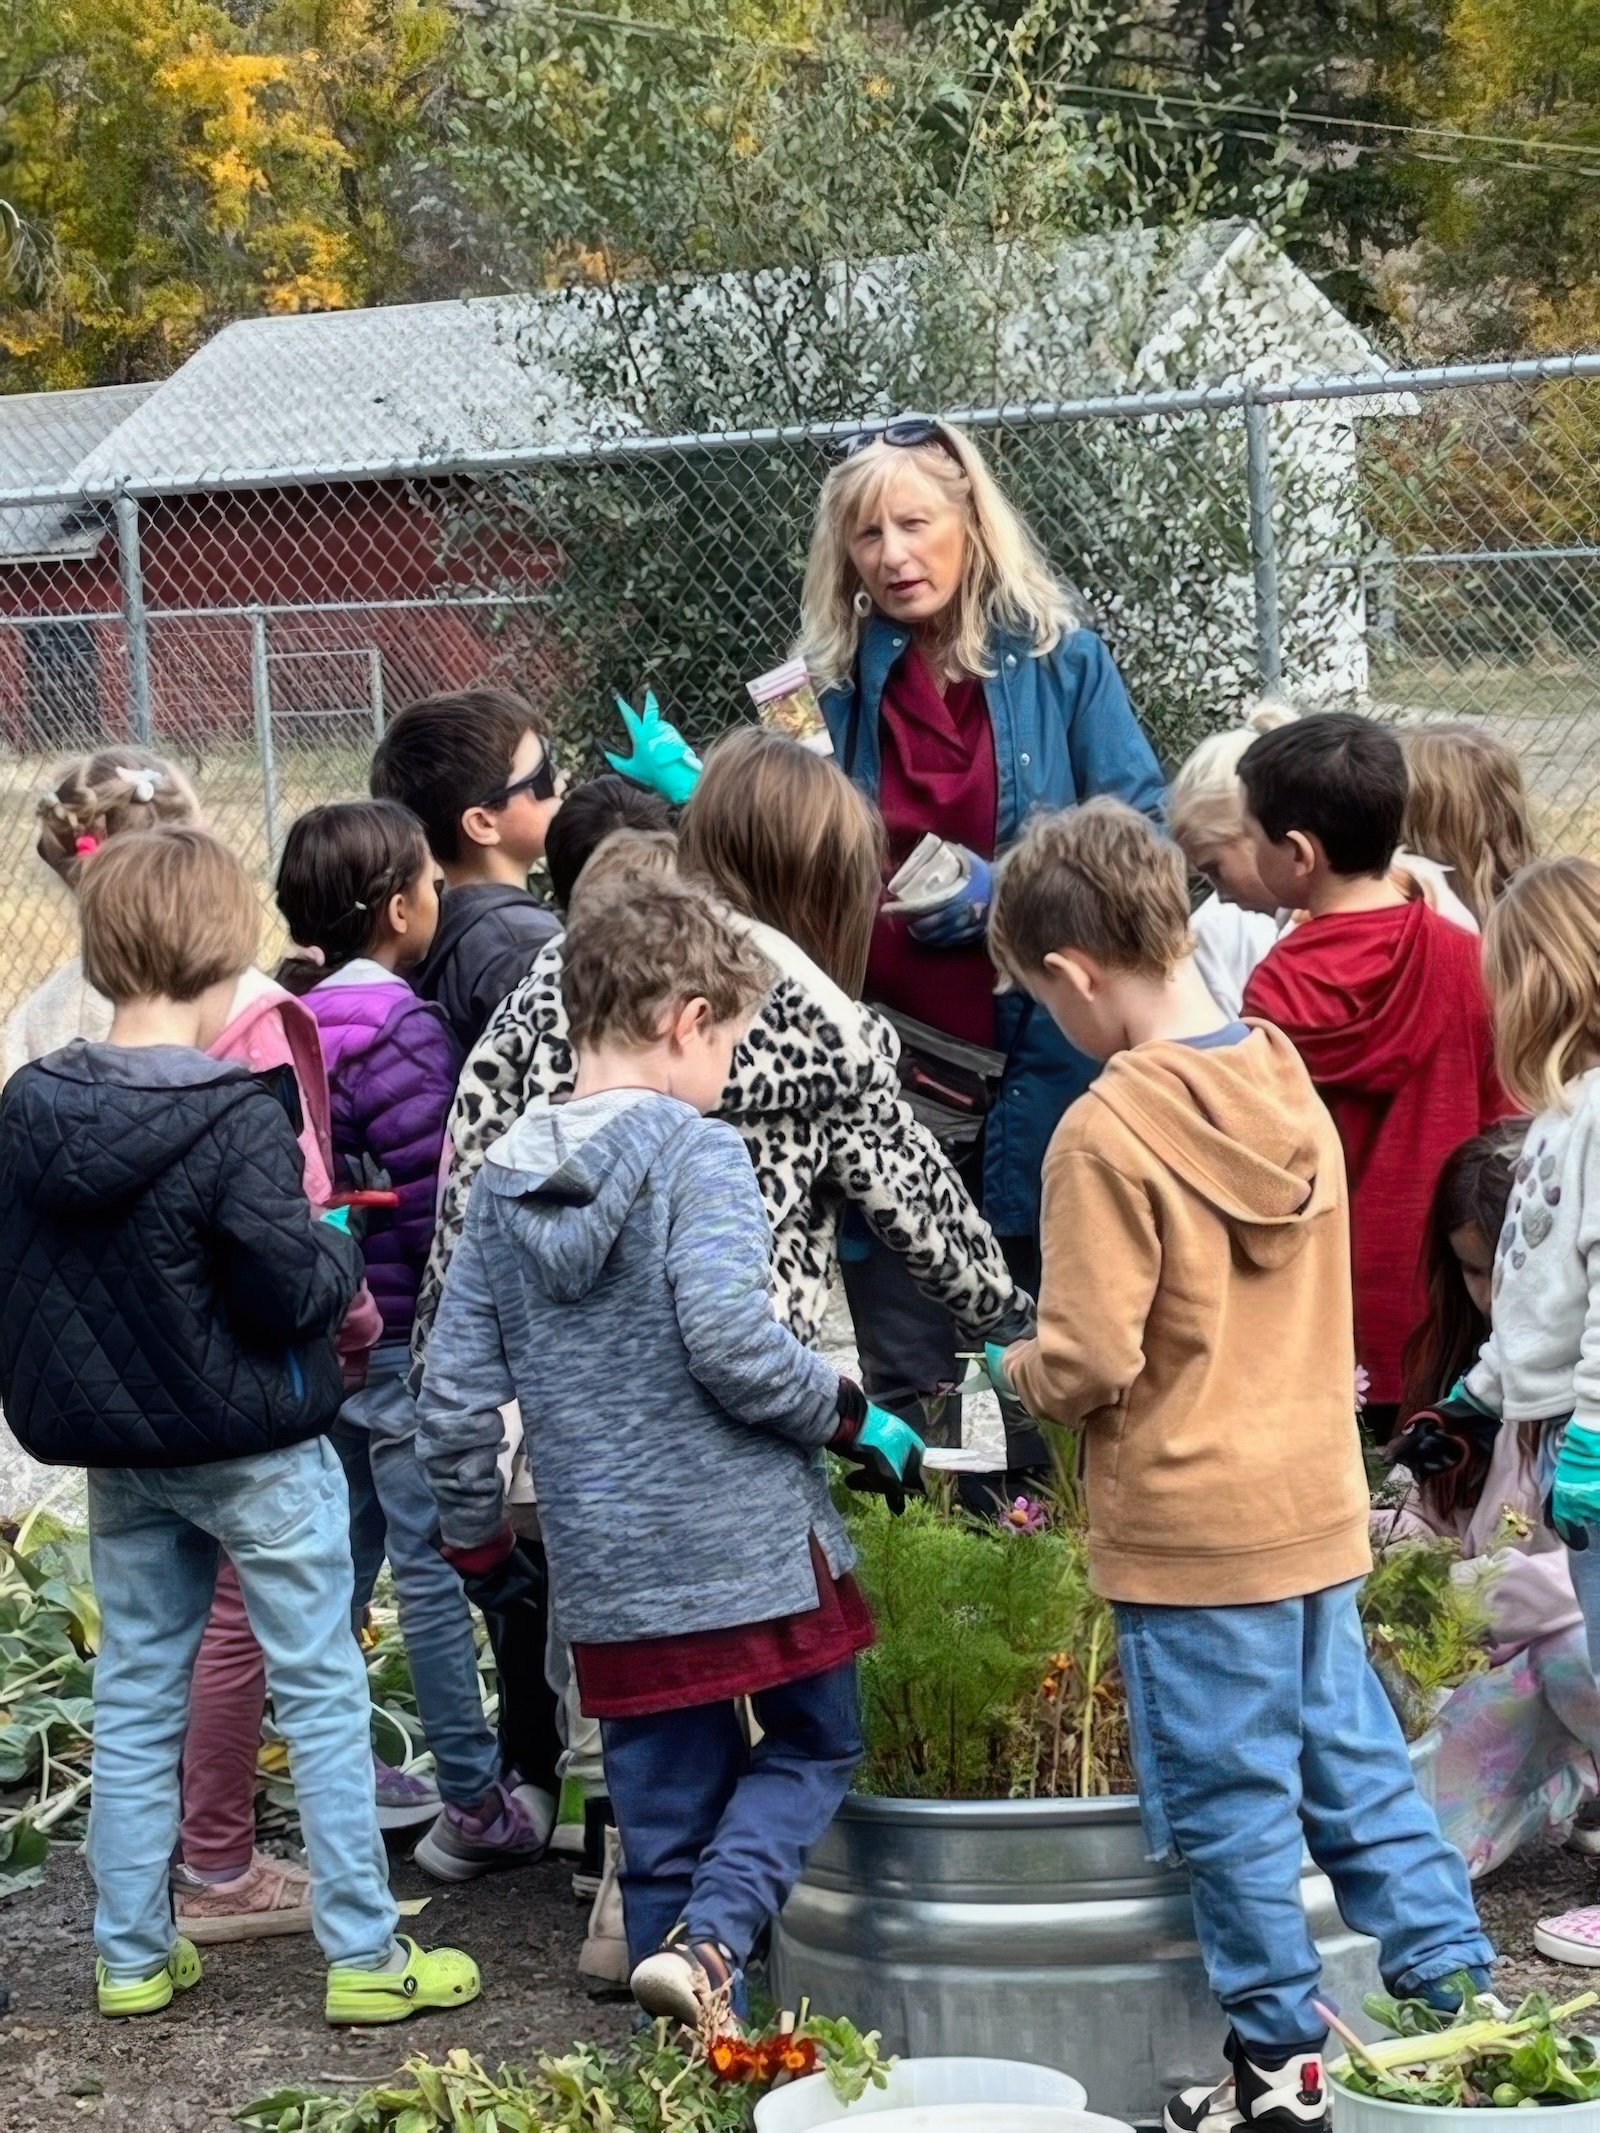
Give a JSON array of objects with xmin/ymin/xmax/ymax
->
[
  {"xmin": 600, "ymin": 1661, "xmax": 863, "ymax": 1973},
  {"xmin": 334, "ymin": 1344, "xmax": 500, "ymax": 1809},
  {"xmin": 1115, "ymin": 1580, "xmax": 1492, "ymax": 2053},
  {"xmin": 87, "ymin": 1439, "xmax": 398, "ymax": 1981}
]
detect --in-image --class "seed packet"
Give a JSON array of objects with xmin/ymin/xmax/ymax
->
[{"xmin": 746, "ymin": 657, "xmax": 826, "ymax": 746}]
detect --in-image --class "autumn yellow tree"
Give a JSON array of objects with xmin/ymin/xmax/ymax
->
[{"xmin": 0, "ymin": 0, "xmax": 454, "ymax": 389}]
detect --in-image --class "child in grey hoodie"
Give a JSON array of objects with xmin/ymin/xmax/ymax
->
[{"xmin": 417, "ymin": 864, "xmax": 923, "ymax": 2025}]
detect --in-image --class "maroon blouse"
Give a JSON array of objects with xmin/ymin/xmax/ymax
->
[{"xmin": 863, "ymin": 647, "xmax": 1000, "ymax": 1048}]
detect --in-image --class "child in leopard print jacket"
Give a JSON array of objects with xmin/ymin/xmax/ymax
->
[{"xmin": 412, "ymin": 743, "xmax": 1033, "ymax": 1374}]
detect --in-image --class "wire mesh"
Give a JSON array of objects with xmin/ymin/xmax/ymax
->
[{"xmin": 0, "ymin": 356, "xmax": 1597, "ymax": 1023}]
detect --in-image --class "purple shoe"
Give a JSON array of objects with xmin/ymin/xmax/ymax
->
[
  {"xmin": 412, "ymin": 1779, "xmax": 548, "ymax": 1882},
  {"xmin": 373, "ymin": 1754, "xmax": 441, "ymax": 1833}
]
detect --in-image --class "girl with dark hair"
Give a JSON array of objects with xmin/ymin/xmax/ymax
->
[
  {"xmin": 276, "ymin": 802, "xmax": 554, "ymax": 1884},
  {"xmin": 1394, "ymin": 1123, "xmax": 1528, "ymax": 1520},
  {"xmin": 1382, "ymin": 1122, "xmax": 1600, "ymax": 1878}
]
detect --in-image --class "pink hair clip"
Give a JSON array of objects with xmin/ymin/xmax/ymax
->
[{"xmin": 74, "ymin": 833, "xmax": 102, "ymax": 857}]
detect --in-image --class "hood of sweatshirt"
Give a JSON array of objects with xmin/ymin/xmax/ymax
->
[
  {"xmin": 3, "ymin": 1042, "xmax": 264, "ymax": 1216},
  {"xmin": 481, "ymin": 1088, "xmax": 696, "ymax": 1302},
  {"xmin": 1087, "ymin": 1022, "xmax": 1340, "ymax": 1270},
  {"xmin": 1246, "ymin": 896, "xmax": 1467, "ymax": 1096}
]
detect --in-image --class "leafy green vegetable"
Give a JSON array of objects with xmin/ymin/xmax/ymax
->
[
  {"xmin": 237, "ymin": 2020, "xmax": 889, "ymax": 2132},
  {"xmin": 1333, "ymin": 1982, "xmax": 1600, "ymax": 2107},
  {"xmin": 1359, "ymin": 1535, "xmax": 1491, "ymax": 1741},
  {"xmin": 0, "ymin": 1818, "xmax": 48, "ymax": 1898},
  {"xmin": 847, "ymin": 1494, "xmax": 1130, "ymax": 1799}
]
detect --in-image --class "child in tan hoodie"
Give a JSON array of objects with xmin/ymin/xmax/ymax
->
[{"xmin": 987, "ymin": 799, "xmax": 1492, "ymax": 2133}]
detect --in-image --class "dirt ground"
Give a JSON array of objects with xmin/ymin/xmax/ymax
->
[
  {"xmin": 0, "ymin": 1843, "xmax": 632, "ymax": 2133},
  {"xmin": 2, "ymin": 1833, "xmax": 1598, "ymax": 2133}
]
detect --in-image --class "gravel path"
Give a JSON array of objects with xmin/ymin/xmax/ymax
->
[
  {"xmin": 0, "ymin": 1844, "xmax": 631, "ymax": 2133},
  {"xmin": 2, "ymin": 1831, "xmax": 1596, "ymax": 2132}
]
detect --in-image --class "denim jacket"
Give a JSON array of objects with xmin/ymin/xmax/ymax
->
[{"xmin": 820, "ymin": 619, "xmax": 1167, "ymax": 1235}]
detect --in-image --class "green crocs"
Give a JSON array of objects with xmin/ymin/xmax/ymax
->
[
  {"xmin": 96, "ymin": 1936, "xmax": 203, "ymax": 2018},
  {"xmin": 324, "ymin": 1936, "xmax": 480, "ymax": 2026}
]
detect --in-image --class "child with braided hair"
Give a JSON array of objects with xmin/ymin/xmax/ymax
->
[
  {"xmin": 4, "ymin": 749, "xmax": 391, "ymax": 1943},
  {"xmin": 5, "ymin": 747, "xmax": 201, "ymax": 1076}
]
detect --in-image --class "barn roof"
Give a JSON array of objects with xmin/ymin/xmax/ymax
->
[
  {"xmin": 0, "ymin": 383, "xmax": 157, "ymax": 562},
  {"xmin": 5, "ymin": 221, "xmax": 1393, "ymax": 523}
]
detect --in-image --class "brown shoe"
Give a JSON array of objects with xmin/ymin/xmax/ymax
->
[{"xmin": 173, "ymin": 1852, "xmax": 313, "ymax": 1944}]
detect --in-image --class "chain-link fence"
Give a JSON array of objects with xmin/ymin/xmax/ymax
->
[{"xmin": 0, "ymin": 350, "xmax": 1597, "ymax": 1019}]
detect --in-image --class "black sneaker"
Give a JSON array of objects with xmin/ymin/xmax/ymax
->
[
  {"xmin": 1167, "ymin": 2038, "xmax": 1327, "ymax": 2133},
  {"xmin": 1569, "ymin": 1797, "xmax": 1600, "ymax": 1858}
]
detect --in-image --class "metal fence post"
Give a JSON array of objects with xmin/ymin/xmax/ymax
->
[
  {"xmin": 367, "ymin": 643, "xmax": 386, "ymax": 739},
  {"xmin": 113, "ymin": 482, "xmax": 153, "ymax": 744},
  {"xmin": 1243, "ymin": 388, "xmax": 1283, "ymax": 692},
  {"xmin": 250, "ymin": 609, "xmax": 281, "ymax": 865}
]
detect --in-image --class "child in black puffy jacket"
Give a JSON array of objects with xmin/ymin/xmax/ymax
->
[{"xmin": 0, "ymin": 827, "xmax": 478, "ymax": 2029}]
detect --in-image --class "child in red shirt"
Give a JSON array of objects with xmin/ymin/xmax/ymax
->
[{"xmin": 1239, "ymin": 714, "xmax": 1511, "ymax": 1435}]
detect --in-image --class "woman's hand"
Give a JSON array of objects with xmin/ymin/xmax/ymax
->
[
  {"xmin": 606, "ymin": 690, "xmax": 702, "ymax": 805},
  {"xmin": 907, "ymin": 848, "xmax": 993, "ymax": 945}
]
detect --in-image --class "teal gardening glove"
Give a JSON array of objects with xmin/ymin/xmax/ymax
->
[
  {"xmin": 606, "ymin": 690, "xmax": 702, "ymax": 806},
  {"xmin": 834, "ymin": 1402, "xmax": 926, "ymax": 1514},
  {"xmin": 984, "ymin": 1341, "xmax": 1017, "ymax": 1402},
  {"xmin": 1551, "ymin": 1421, "xmax": 1600, "ymax": 1548}
]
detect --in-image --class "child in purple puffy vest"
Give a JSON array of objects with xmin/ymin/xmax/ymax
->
[{"xmin": 275, "ymin": 801, "xmax": 551, "ymax": 1881}]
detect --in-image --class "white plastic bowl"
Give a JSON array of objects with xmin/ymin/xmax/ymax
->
[
  {"xmin": 1332, "ymin": 2074, "xmax": 1600, "ymax": 2133},
  {"xmin": 752, "ymin": 2062, "xmax": 1093, "ymax": 2133},
  {"xmin": 810, "ymin": 2111, "xmax": 1129, "ymax": 2133}
]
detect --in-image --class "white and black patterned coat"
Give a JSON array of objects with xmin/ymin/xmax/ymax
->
[{"xmin": 414, "ymin": 918, "xmax": 1023, "ymax": 1358}]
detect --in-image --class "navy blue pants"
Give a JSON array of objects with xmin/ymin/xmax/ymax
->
[{"xmin": 600, "ymin": 1660, "xmax": 863, "ymax": 1971}]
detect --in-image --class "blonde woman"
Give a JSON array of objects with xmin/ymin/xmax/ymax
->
[{"xmin": 784, "ymin": 418, "xmax": 1157, "ymax": 1477}]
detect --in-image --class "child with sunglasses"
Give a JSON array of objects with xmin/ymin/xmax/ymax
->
[{"xmin": 371, "ymin": 689, "xmax": 566, "ymax": 1053}]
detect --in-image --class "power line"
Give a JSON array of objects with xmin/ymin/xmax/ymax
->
[
  {"xmin": 1078, "ymin": 76, "xmax": 1600, "ymax": 165},
  {"xmin": 483, "ymin": 3, "xmax": 1600, "ymax": 174},
  {"xmin": 1056, "ymin": 84, "xmax": 1600, "ymax": 179}
]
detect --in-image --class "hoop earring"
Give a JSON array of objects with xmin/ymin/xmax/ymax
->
[{"xmin": 853, "ymin": 588, "xmax": 872, "ymax": 618}]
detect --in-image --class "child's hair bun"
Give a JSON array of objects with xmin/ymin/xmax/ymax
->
[
  {"xmin": 1238, "ymin": 692, "xmax": 1304, "ymax": 736},
  {"xmin": 36, "ymin": 747, "xmax": 201, "ymax": 888}
]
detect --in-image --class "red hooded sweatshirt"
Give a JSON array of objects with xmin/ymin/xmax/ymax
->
[{"xmin": 1243, "ymin": 897, "xmax": 1511, "ymax": 1405}]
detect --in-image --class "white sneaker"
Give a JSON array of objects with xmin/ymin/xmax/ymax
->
[{"xmin": 1536, "ymin": 1905, "xmax": 1600, "ymax": 1965}]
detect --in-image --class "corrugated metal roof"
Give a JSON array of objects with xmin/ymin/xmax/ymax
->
[
  {"xmin": 67, "ymin": 294, "xmax": 610, "ymax": 495},
  {"xmin": 7, "ymin": 224, "xmax": 1390, "ymax": 516},
  {"xmin": 0, "ymin": 383, "xmax": 157, "ymax": 563}
]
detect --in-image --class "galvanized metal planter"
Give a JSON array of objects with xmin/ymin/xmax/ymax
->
[{"xmin": 772, "ymin": 1795, "xmax": 1381, "ymax": 2127}]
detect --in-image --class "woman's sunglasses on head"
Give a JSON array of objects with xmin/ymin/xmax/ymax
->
[{"xmin": 836, "ymin": 417, "xmax": 962, "ymax": 464}]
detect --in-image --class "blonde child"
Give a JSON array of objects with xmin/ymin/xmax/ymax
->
[
  {"xmin": 6, "ymin": 752, "xmax": 392, "ymax": 1936},
  {"xmin": 1401, "ymin": 723, "xmax": 1537, "ymax": 927},
  {"xmin": 1470, "ymin": 859, "xmax": 1600, "ymax": 1961},
  {"xmin": 1171, "ymin": 701, "xmax": 1478, "ymax": 1020},
  {"xmin": 5, "ymin": 748, "xmax": 200, "ymax": 1076},
  {"xmin": 0, "ymin": 827, "xmax": 477, "ymax": 2024}
]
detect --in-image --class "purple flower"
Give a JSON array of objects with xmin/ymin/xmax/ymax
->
[{"xmin": 1004, "ymin": 1495, "xmax": 1050, "ymax": 1535}]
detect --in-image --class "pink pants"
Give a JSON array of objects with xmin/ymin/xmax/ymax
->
[{"xmin": 179, "ymin": 1557, "xmax": 267, "ymax": 1879}]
